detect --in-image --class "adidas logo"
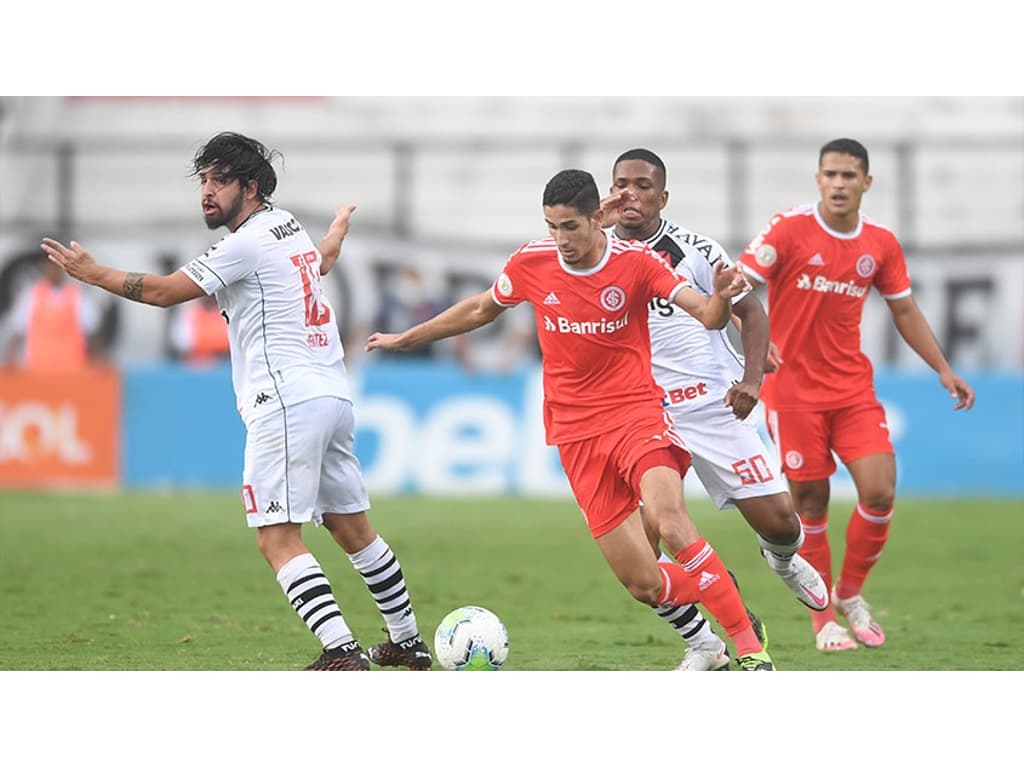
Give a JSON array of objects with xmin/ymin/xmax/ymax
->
[
  {"xmin": 267, "ymin": 500, "xmax": 283, "ymax": 514},
  {"xmin": 543, "ymin": 292, "xmax": 560, "ymax": 305},
  {"xmin": 698, "ymin": 570, "xmax": 720, "ymax": 591},
  {"xmin": 807, "ymin": 253, "xmax": 824, "ymax": 266},
  {"xmin": 254, "ymin": 392, "xmax": 272, "ymax": 406}
]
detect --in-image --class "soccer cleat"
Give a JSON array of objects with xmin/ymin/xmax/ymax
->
[
  {"xmin": 306, "ymin": 640, "xmax": 370, "ymax": 671},
  {"xmin": 776, "ymin": 554, "xmax": 830, "ymax": 611},
  {"xmin": 815, "ymin": 620, "xmax": 858, "ymax": 652},
  {"xmin": 831, "ymin": 587, "xmax": 886, "ymax": 647},
  {"xmin": 367, "ymin": 630, "xmax": 434, "ymax": 670},
  {"xmin": 736, "ymin": 650, "xmax": 775, "ymax": 671},
  {"xmin": 676, "ymin": 636, "xmax": 731, "ymax": 672}
]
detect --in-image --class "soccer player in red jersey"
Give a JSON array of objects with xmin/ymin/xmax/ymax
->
[
  {"xmin": 367, "ymin": 169, "xmax": 774, "ymax": 669},
  {"xmin": 738, "ymin": 138, "xmax": 975, "ymax": 651}
]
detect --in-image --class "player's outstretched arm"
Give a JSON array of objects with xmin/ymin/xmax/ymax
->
[
  {"xmin": 319, "ymin": 203, "xmax": 357, "ymax": 275},
  {"xmin": 673, "ymin": 262, "xmax": 747, "ymax": 330},
  {"xmin": 887, "ymin": 294, "xmax": 975, "ymax": 411},
  {"xmin": 366, "ymin": 289, "xmax": 505, "ymax": 353},
  {"xmin": 41, "ymin": 238, "xmax": 205, "ymax": 307}
]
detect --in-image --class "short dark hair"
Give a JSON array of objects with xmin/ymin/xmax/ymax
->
[
  {"xmin": 819, "ymin": 138, "xmax": 869, "ymax": 174},
  {"xmin": 192, "ymin": 132, "xmax": 281, "ymax": 201},
  {"xmin": 543, "ymin": 169, "xmax": 600, "ymax": 216},
  {"xmin": 613, "ymin": 148, "xmax": 667, "ymax": 185}
]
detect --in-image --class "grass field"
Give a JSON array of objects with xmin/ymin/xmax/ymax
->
[{"xmin": 1, "ymin": 490, "xmax": 1021, "ymax": 672}]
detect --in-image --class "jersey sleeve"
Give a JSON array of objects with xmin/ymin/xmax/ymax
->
[
  {"xmin": 180, "ymin": 231, "xmax": 259, "ymax": 295},
  {"xmin": 490, "ymin": 246, "xmax": 528, "ymax": 307},
  {"xmin": 874, "ymin": 232, "xmax": 912, "ymax": 299},
  {"xmin": 738, "ymin": 211, "xmax": 787, "ymax": 284},
  {"xmin": 681, "ymin": 239, "xmax": 750, "ymax": 305}
]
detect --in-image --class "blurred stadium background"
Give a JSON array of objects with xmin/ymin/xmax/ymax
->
[{"xmin": 0, "ymin": 95, "xmax": 1021, "ymax": 499}]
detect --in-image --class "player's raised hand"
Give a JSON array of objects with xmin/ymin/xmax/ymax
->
[
  {"xmin": 711, "ymin": 261, "xmax": 751, "ymax": 298},
  {"xmin": 40, "ymin": 238, "xmax": 100, "ymax": 285},
  {"xmin": 597, "ymin": 189, "xmax": 635, "ymax": 228},
  {"xmin": 327, "ymin": 203, "xmax": 357, "ymax": 241},
  {"xmin": 940, "ymin": 370, "xmax": 975, "ymax": 411}
]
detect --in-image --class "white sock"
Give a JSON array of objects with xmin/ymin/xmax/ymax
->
[{"xmin": 276, "ymin": 552, "xmax": 352, "ymax": 650}]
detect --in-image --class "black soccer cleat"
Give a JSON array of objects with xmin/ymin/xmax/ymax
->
[
  {"xmin": 306, "ymin": 640, "xmax": 370, "ymax": 671},
  {"xmin": 367, "ymin": 630, "xmax": 434, "ymax": 670}
]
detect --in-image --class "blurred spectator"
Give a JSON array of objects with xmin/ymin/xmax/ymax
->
[
  {"xmin": 169, "ymin": 293, "xmax": 231, "ymax": 367},
  {"xmin": 4, "ymin": 253, "xmax": 104, "ymax": 371},
  {"xmin": 372, "ymin": 265, "xmax": 448, "ymax": 359}
]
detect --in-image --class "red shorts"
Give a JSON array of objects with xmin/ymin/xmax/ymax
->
[
  {"xmin": 558, "ymin": 409, "xmax": 691, "ymax": 538},
  {"xmin": 764, "ymin": 398, "xmax": 894, "ymax": 482}
]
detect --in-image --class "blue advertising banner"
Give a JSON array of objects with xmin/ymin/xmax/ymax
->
[{"xmin": 121, "ymin": 361, "xmax": 1023, "ymax": 497}]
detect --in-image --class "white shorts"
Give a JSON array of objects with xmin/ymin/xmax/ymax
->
[
  {"xmin": 241, "ymin": 396, "xmax": 370, "ymax": 528},
  {"xmin": 670, "ymin": 402, "xmax": 788, "ymax": 511}
]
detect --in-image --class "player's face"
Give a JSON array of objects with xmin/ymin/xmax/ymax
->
[
  {"xmin": 610, "ymin": 159, "xmax": 668, "ymax": 238},
  {"xmin": 199, "ymin": 164, "xmax": 247, "ymax": 230},
  {"xmin": 816, "ymin": 152, "xmax": 872, "ymax": 220},
  {"xmin": 544, "ymin": 204, "xmax": 602, "ymax": 267}
]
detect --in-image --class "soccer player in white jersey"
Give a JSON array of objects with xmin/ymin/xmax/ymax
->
[
  {"xmin": 41, "ymin": 132, "xmax": 432, "ymax": 671},
  {"xmin": 608, "ymin": 148, "xmax": 829, "ymax": 670}
]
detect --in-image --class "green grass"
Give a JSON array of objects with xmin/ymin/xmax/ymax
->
[{"xmin": 1, "ymin": 491, "xmax": 1021, "ymax": 671}]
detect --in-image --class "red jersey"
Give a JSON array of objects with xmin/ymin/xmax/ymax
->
[
  {"xmin": 492, "ymin": 234, "xmax": 687, "ymax": 444},
  {"xmin": 738, "ymin": 203, "xmax": 912, "ymax": 411}
]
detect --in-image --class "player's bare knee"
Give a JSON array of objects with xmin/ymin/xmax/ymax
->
[{"xmin": 860, "ymin": 488, "xmax": 894, "ymax": 513}]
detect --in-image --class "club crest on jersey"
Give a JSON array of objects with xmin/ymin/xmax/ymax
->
[
  {"xmin": 785, "ymin": 450, "xmax": 804, "ymax": 469},
  {"xmin": 600, "ymin": 286, "xmax": 626, "ymax": 312},
  {"xmin": 755, "ymin": 244, "xmax": 777, "ymax": 267},
  {"xmin": 496, "ymin": 272, "xmax": 513, "ymax": 297},
  {"xmin": 856, "ymin": 254, "xmax": 878, "ymax": 278}
]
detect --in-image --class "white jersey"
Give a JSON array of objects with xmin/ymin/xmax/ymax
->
[
  {"xmin": 613, "ymin": 220, "xmax": 749, "ymax": 414},
  {"xmin": 181, "ymin": 206, "xmax": 350, "ymax": 426}
]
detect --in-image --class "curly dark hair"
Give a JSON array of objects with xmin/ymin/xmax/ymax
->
[{"xmin": 191, "ymin": 132, "xmax": 281, "ymax": 201}]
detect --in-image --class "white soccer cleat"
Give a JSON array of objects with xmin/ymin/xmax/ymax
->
[
  {"xmin": 815, "ymin": 620, "xmax": 858, "ymax": 652},
  {"xmin": 776, "ymin": 554, "xmax": 830, "ymax": 611},
  {"xmin": 831, "ymin": 587, "xmax": 886, "ymax": 647},
  {"xmin": 676, "ymin": 636, "xmax": 730, "ymax": 671}
]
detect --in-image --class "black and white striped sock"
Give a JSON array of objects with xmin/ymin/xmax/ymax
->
[
  {"xmin": 348, "ymin": 536, "xmax": 418, "ymax": 643},
  {"xmin": 276, "ymin": 552, "xmax": 352, "ymax": 650}
]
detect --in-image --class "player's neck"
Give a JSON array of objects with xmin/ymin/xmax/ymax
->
[
  {"xmin": 228, "ymin": 201, "xmax": 268, "ymax": 233},
  {"xmin": 817, "ymin": 203, "xmax": 860, "ymax": 234},
  {"xmin": 614, "ymin": 218, "xmax": 660, "ymax": 242},
  {"xmin": 577, "ymin": 230, "xmax": 607, "ymax": 270}
]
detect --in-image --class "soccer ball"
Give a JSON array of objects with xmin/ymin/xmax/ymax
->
[{"xmin": 433, "ymin": 605, "xmax": 510, "ymax": 671}]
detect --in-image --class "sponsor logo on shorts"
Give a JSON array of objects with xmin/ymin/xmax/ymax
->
[
  {"xmin": 785, "ymin": 450, "xmax": 804, "ymax": 469},
  {"xmin": 267, "ymin": 500, "xmax": 284, "ymax": 514}
]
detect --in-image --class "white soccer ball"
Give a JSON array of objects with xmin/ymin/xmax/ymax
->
[{"xmin": 433, "ymin": 605, "xmax": 510, "ymax": 671}]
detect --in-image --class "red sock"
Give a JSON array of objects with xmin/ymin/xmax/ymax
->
[
  {"xmin": 799, "ymin": 514, "xmax": 836, "ymax": 631},
  {"xmin": 673, "ymin": 539, "xmax": 759, "ymax": 656},
  {"xmin": 836, "ymin": 503, "xmax": 892, "ymax": 599}
]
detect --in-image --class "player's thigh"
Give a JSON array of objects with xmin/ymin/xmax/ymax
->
[
  {"xmin": 846, "ymin": 453, "xmax": 896, "ymax": 510},
  {"xmin": 831, "ymin": 399, "xmax": 895, "ymax": 467},
  {"xmin": 765, "ymin": 406, "xmax": 835, "ymax": 481},
  {"xmin": 242, "ymin": 400, "xmax": 334, "ymax": 528},
  {"xmin": 682, "ymin": 404, "xmax": 787, "ymax": 510},
  {"xmin": 315, "ymin": 397, "xmax": 370, "ymax": 518}
]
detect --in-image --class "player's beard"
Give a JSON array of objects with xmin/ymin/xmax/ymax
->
[{"xmin": 203, "ymin": 193, "xmax": 245, "ymax": 230}]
